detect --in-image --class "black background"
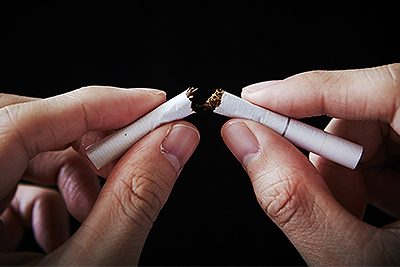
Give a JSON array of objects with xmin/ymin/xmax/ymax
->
[{"xmin": 2, "ymin": 2, "xmax": 399, "ymax": 266}]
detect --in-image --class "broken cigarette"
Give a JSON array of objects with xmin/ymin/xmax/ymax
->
[
  {"xmin": 86, "ymin": 87, "xmax": 363, "ymax": 170},
  {"xmin": 86, "ymin": 88, "xmax": 196, "ymax": 169},
  {"xmin": 207, "ymin": 89, "xmax": 363, "ymax": 170}
]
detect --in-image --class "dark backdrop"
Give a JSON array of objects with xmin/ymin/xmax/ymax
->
[{"xmin": 2, "ymin": 2, "xmax": 399, "ymax": 266}]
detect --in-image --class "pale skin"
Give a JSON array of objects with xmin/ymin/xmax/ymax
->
[
  {"xmin": 0, "ymin": 87, "xmax": 200, "ymax": 265},
  {"xmin": 1, "ymin": 64, "xmax": 399, "ymax": 265},
  {"xmin": 222, "ymin": 63, "xmax": 400, "ymax": 265}
]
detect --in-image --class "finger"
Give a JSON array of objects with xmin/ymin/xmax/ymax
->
[
  {"xmin": 365, "ymin": 168, "xmax": 400, "ymax": 219},
  {"xmin": 0, "ymin": 219, "xmax": 12, "ymax": 252},
  {"xmin": 316, "ymin": 119, "xmax": 400, "ymax": 219},
  {"xmin": 23, "ymin": 147, "xmax": 100, "ymax": 222},
  {"xmin": 0, "ymin": 93, "xmax": 39, "ymax": 108},
  {"xmin": 71, "ymin": 130, "xmax": 116, "ymax": 178},
  {"xmin": 0, "ymin": 186, "xmax": 17, "ymax": 215},
  {"xmin": 0, "ymin": 188, "xmax": 18, "ymax": 252},
  {"xmin": 364, "ymin": 135, "xmax": 400, "ymax": 219},
  {"xmin": 242, "ymin": 64, "xmax": 400, "ymax": 129},
  {"xmin": 1, "ymin": 93, "xmax": 123, "ymax": 179},
  {"xmin": 310, "ymin": 119, "xmax": 400, "ymax": 219},
  {"xmin": 389, "ymin": 127, "xmax": 400, "ymax": 144},
  {"xmin": 0, "ymin": 184, "xmax": 70, "ymax": 253},
  {"xmin": 41, "ymin": 121, "xmax": 200, "ymax": 266},
  {"xmin": 308, "ymin": 119, "xmax": 380, "ymax": 218},
  {"xmin": 221, "ymin": 119, "xmax": 380, "ymax": 265},
  {"xmin": 0, "ymin": 86, "xmax": 166, "ymax": 201}
]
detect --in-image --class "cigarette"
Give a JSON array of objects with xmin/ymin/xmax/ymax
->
[
  {"xmin": 86, "ymin": 88, "xmax": 196, "ymax": 169},
  {"xmin": 86, "ymin": 87, "xmax": 363, "ymax": 170},
  {"xmin": 206, "ymin": 89, "xmax": 363, "ymax": 170}
]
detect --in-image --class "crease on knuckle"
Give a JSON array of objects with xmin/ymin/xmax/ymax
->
[
  {"xmin": 256, "ymin": 165, "xmax": 314, "ymax": 230},
  {"xmin": 61, "ymin": 90, "xmax": 94, "ymax": 132},
  {"xmin": 112, "ymin": 166, "xmax": 168, "ymax": 228},
  {"xmin": 300, "ymin": 70, "xmax": 335, "ymax": 116},
  {"xmin": 0, "ymin": 105, "xmax": 31, "ymax": 157},
  {"xmin": 386, "ymin": 63, "xmax": 400, "ymax": 89},
  {"xmin": 382, "ymin": 64, "xmax": 400, "ymax": 129}
]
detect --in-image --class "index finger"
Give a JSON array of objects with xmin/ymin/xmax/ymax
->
[
  {"xmin": 0, "ymin": 86, "xmax": 166, "ymax": 200},
  {"xmin": 242, "ymin": 64, "xmax": 400, "ymax": 130}
]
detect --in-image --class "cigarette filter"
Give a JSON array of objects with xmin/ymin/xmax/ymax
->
[
  {"xmin": 212, "ymin": 90, "xmax": 363, "ymax": 170},
  {"xmin": 86, "ymin": 88, "xmax": 195, "ymax": 169}
]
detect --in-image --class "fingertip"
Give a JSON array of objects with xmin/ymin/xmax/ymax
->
[
  {"xmin": 241, "ymin": 81, "xmax": 282, "ymax": 108},
  {"xmin": 59, "ymin": 164, "xmax": 101, "ymax": 222},
  {"xmin": 53, "ymin": 149, "xmax": 101, "ymax": 222},
  {"xmin": 132, "ymin": 88, "xmax": 167, "ymax": 98},
  {"xmin": 242, "ymin": 80, "xmax": 282, "ymax": 95},
  {"xmin": 10, "ymin": 185, "xmax": 70, "ymax": 253},
  {"xmin": 33, "ymin": 190, "xmax": 71, "ymax": 253}
]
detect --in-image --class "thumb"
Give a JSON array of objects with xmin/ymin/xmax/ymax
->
[
  {"xmin": 221, "ymin": 119, "xmax": 379, "ymax": 265},
  {"xmin": 41, "ymin": 121, "xmax": 200, "ymax": 266}
]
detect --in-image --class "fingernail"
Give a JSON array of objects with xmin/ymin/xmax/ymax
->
[
  {"xmin": 221, "ymin": 121, "xmax": 260, "ymax": 168},
  {"xmin": 242, "ymin": 80, "xmax": 281, "ymax": 93},
  {"xmin": 135, "ymin": 88, "xmax": 167, "ymax": 96},
  {"xmin": 161, "ymin": 124, "xmax": 200, "ymax": 171}
]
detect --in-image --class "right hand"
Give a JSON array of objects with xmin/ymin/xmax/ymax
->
[{"xmin": 222, "ymin": 64, "xmax": 400, "ymax": 265}]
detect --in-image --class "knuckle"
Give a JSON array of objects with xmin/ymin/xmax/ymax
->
[
  {"xmin": 131, "ymin": 175, "xmax": 165, "ymax": 218},
  {"xmin": 264, "ymin": 180, "xmax": 302, "ymax": 228},
  {"xmin": 37, "ymin": 188, "xmax": 64, "ymax": 207},
  {"xmin": 0, "ymin": 106, "xmax": 29, "ymax": 156},
  {"xmin": 23, "ymin": 186, "xmax": 66, "ymax": 217},
  {"xmin": 386, "ymin": 63, "xmax": 400, "ymax": 89},
  {"xmin": 77, "ymin": 85, "xmax": 98, "ymax": 92},
  {"xmin": 254, "ymin": 166, "xmax": 315, "ymax": 229},
  {"xmin": 112, "ymin": 165, "xmax": 170, "ymax": 228},
  {"xmin": 76, "ymin": 86, "xmax": 105, "ymax": 98},
  {"xmin": 297, "ymin": 70, "xmax": 332, "ymax": 86},
  {"xmin": 77, "ymin": 85, "xmax": 115, "ymax": 94},
  {"xmin": 384, "ymin": 64, "xmax": 400, "ymax": 127}
]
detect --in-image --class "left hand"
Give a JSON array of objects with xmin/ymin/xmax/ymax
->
[{"xmin": 0, "ymin": 86, "xmax": 200, "ymax": 265}]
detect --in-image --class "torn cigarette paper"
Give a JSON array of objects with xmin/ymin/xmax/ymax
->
[
  {"xmin": 86, "ymin": 88, "xmax": 195, "ymax": 169},
  {"xmin": 86, "ymin": 87, "xmax": 363, "ymax": 171},
  {"xmin": 214, "ymin": 91, "xmax": 363, "ymax": 170}
]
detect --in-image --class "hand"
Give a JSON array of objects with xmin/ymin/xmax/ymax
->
[
  {"xmin": 0, "ymin": 87, "xmax": 200, "ymax": 265},
  {"xmin": 221, "ymin": 64, "xmax": 400, "ymax": 265}
]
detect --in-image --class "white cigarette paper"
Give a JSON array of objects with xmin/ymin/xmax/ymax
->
[
  {"xmin": 87, "ymin": 87, "xmax": 363, "ymax": 170},
  {"xmin": 214, "ymin": 91, "xmax": 363, "ymax": 170},
  {"xmin": 86, "ymin": 89, "xmax": 195, "ymax": 169}
]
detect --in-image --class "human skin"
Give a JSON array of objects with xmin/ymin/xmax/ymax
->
[
  {"xmin": 0, "ymin": 87, "xmax": 200, "ymax": 265},
  {"xmin": 221, "ymin": 64, "xmax": 400, "ymax": 265}
]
